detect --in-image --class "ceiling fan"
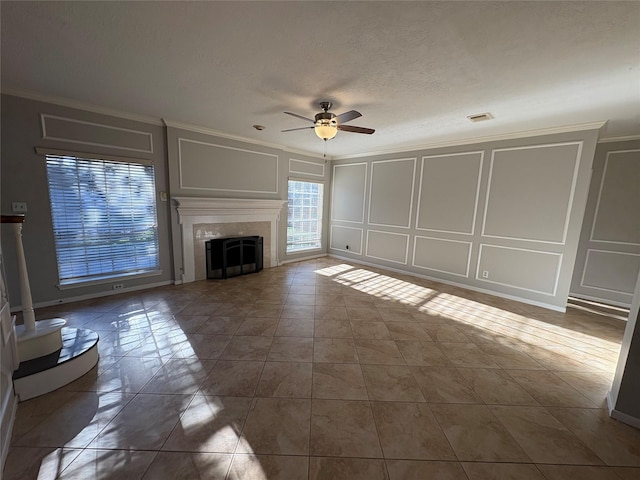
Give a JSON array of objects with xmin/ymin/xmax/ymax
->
[{"xmin": 282, "ymin": 102, "xmax": 375, "ymax": 141}]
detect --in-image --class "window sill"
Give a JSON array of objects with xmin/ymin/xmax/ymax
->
[
  {"xmin": 286, "ymin": 247, "xmax": 324, "ymax": 255},
  {"xmin": 56, "ymin": 270, "xmax": 163, "ymax": 290}
]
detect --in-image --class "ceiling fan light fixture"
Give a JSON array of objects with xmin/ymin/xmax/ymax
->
[
  {"xmin": 283, "ymin": 102, "xmax": 372, "ymax": 140},
  {"xmin": 314, "ymin": 119, "xmax": 338, "ymax": 140}
]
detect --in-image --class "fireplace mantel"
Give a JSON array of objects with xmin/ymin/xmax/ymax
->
[
  {"xmin": 174, "ymin": 197, "xmax": 286, "ymax": 217},
  {"xmin": 173, "ymin": 197, "xmax": 286, "ymax": 283}
]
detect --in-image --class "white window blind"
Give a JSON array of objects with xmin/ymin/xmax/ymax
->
[
  {"xmin": 45, "ymin": 154, "xmax": 160, "ymax": 285},
  {"xmin": 287, "ymin": 180, "xmax": 323, "ymax": 253}
]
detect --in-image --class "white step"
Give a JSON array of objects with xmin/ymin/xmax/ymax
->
[
  {"xmin": 15, "ymin": 318, "xmax": 67, "ymax": 362},
  {"xmin": 13, "ymin": 327, "xmax": 99, "ymax": 401}
]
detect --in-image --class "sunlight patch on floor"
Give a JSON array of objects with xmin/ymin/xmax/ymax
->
[
  {"xmin": 429, "ymin": 292, "xmax": 621, "ymax": 352},
  {"xmin": 314, "ymin": 264, "xmax": 354, "ymax": 277},
  {"xmin": 323, "ymin": 264, "xmax": 621, "ymax": 354},
  {"xmin": 327, "ymin": 268, "xmax": 437, "ymax": 305}
]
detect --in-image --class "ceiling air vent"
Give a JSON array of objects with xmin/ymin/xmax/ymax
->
[{"xmin": 467, "ymin": 112, "xmax": 494, "ymax": 123}]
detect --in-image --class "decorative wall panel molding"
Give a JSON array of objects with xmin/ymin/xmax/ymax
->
[
  {"xmin": 368, "ymin": 158, "xmax": 416, "ymax": 228},
  {"xmin": 416, "ymin": 151, "xmax": 483, "ymax": 235},
  {"xmin": 330, "ymin": 225, "xmax": 363, "ymax": 255},
  {"xmin": 412, "ymin": 236, "xmax": 472, "ymax": 277},
  {"xmin": 365, "ymin": 230, "xmax": 409, "ymax": 265},
  {"xmin": 580, "ymin": 249, "xmax": 640, "ymax": 296},
  {"xmin": 331, "ymin": 163, "xmax": 367, "ymax": 224},
  {"xmin": 178, "ymin": 138, "xmax": 278, "ymax": 194},
  {"xmin": 482, "ymin": 142, "xmax": 582, "ymax": 244},
  {"xmin": 590, "ymin": 149, "xmax": 640, "ymax": 246},
  {"xmin": 41, "ymin": 114, "xmax": 153, "ymax": 153},
  {"xmin": 477, "ymin": 244, "xmax": 562, "ymax": 295},
  {"xmin": 289, "ymin": 158, "xmax": 325, "ymax": 177}
]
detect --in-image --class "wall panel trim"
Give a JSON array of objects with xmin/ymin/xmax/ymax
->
[
  {"xmin": 411, "ymin": 235, "xmax": 472, "ymax": 277},
  {"xmin": 177, "ymin": 137, "xmax": 279, "ymax": 194},
  {"xmin": 330, "ymin": 225, "xmax": 364, "ymax": 255},
  {"xmin": 40, "ymin": 113, "xmax": 154, "ymax": 154},
  {"xmin": 367, "ymin": 157, "xmax": 416, "ymax": 229},
  {"xmin": 476, "ymin": 243, "xmax": 563, "ymax": 296},
  {"xmin": 589, "ymin": 149, "xmax": 640, "ymax": 246},
  {"xmin": 289, "ymin": 158, "xmax": 325, "ymax": 177},
  {"xmin": 330, "ymin": 162, "xmax": 368, "ymax": 224},
  {"xmin": 481, "ymin": 141, "xmax": 583, "ymax": 245},
  {"xmin": 579, "ymin": 249, "xmax": 640, "ymax": 296},
  {"xmin": 415, "ymin": 151, "xmax": 484, "ymax": 235},
  {"xmin": 365, "ymin": 229, "xmax": 410, "ymax": 265}
]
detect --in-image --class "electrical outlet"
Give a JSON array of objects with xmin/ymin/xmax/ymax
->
[
  {"xmin": 112, "ymin": 284, "xmax": 124, "ymax": 290},
  {"xmin": 12, "ymin": 202, "xmax": 27, "ymax": 213},
  {"xmin": 482, "ymin": 270, "xmax": 489, "ymax": 278}
]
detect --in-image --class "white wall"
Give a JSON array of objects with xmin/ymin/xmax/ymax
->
[
  {"xmin": 0, "ymin": 94, "xmax": 174, "ymax": 307},
  {"xmin": 329, "ymin": 129, "xmax": 600, "ymax": 311},
  {"xmin": 165, "ymin": 125, "xmax": 328, "ymax": 279},
  {"xmin": 571, "ymin": 140, "xmax": 640, "ymax": 307},
  {"xmin": 0, "ymin": 94, "xmax": 330, "ymax": 306}
]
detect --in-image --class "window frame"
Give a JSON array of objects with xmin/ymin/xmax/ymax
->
[
  {"xmin": 286, "ymin": 178, "xmax": 325, "ymax": 254},
  {"xmin": 40, "ymin": 148, "xmax": 162, "ymax": 289}
]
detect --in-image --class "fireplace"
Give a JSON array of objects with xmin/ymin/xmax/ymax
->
[
  {"xmin": 173, "ymin": 197, "xmax": 286, "ymax": 283},
  {"xmin": 206, "ymin": 236, "xmax": 263, "ymax": 279}
]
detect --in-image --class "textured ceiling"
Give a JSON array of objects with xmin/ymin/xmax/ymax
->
[{"xmin": 1, "ymin": 1, "xmax": 639, "ymax": 158}]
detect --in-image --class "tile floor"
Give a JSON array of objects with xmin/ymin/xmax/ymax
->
[{"xmin": 5, "ymin": 258, "xmax": 640, "ymax": 479}]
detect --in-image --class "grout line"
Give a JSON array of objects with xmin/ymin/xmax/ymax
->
[{"xmin": 12, "ymin": 258, "xmax": 634, "ymax": 479}]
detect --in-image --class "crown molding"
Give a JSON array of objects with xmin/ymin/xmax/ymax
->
[
  {"xmin": 598, "ymin": 134, "xmax": 640, "ymax": 144},
  {"xmin": 1, "ymin": 88, "xmax": 165, "ymax": 126},
  {"xmin": 162, "ymin": 118, "xmax": 324, "ymax": 160},
  {"xmin": 332, "ymin": 121, "xmax": 607, "ymax": 160},
  {"xmin": 4, "ymin": 88, "xmax": 617, "ymax": 160},
  {"xmin": 0, "ymin": 88, "xmax": 326, "ymax": 159}
]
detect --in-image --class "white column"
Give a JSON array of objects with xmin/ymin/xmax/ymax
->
[{"xmin": 11, "ymin": 222, "xmax": 36, "ymax": 332}]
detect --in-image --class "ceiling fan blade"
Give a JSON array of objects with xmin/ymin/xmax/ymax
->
[
  {"xmin": 335, "ymin": 110, "xmax": 362, "ymax": 124},
  {"xmin": 338, "ymin": 125, "xmax": 375, "ymax": 135},
  {"xmin": 281, "ymin": 126, "xmax": 315, "ymax": 132},
  {"xmin": 284, "ymin": 111, "xmax": 314, "ymax": 123}
]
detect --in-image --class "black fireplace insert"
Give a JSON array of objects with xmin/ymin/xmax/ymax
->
[{"xmin": 206, "ymin": 236, "xmax": 263, "ymax": 279}]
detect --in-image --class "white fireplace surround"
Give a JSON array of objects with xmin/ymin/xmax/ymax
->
[{"xmin": 173, "ymin": 197, "xmax": 286, "ymax": 283}]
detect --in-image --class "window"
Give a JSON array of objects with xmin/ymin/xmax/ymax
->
[
  {"xmin": 45, "ymin": 154, "xmax": 160, "ymax": 286},
  {"xmin": 287, "ymin": 180, "xmax": 324, "ymax": 253}
]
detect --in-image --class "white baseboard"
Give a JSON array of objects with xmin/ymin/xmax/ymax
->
[
  {"xmin": 10, "ymin": 280, "xmax": 173, "ymax": 312},
  {"xmin": 610, "ymin": 409, "xmax": 640, "ymax": 429},
  {"xmin": 280, "ymin": 253, "xmax": 328, "ymax": 265},
  {"xmin": 569, "ymin": 292, "xmax": 631, "ymax": 309},
  {"xmin": 329, "ymin": 254, "xmax": 566, "ymax": 313},
  {"xmin": 607, "ymin": 390, "xmax": 640, "ymax": 429}
]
